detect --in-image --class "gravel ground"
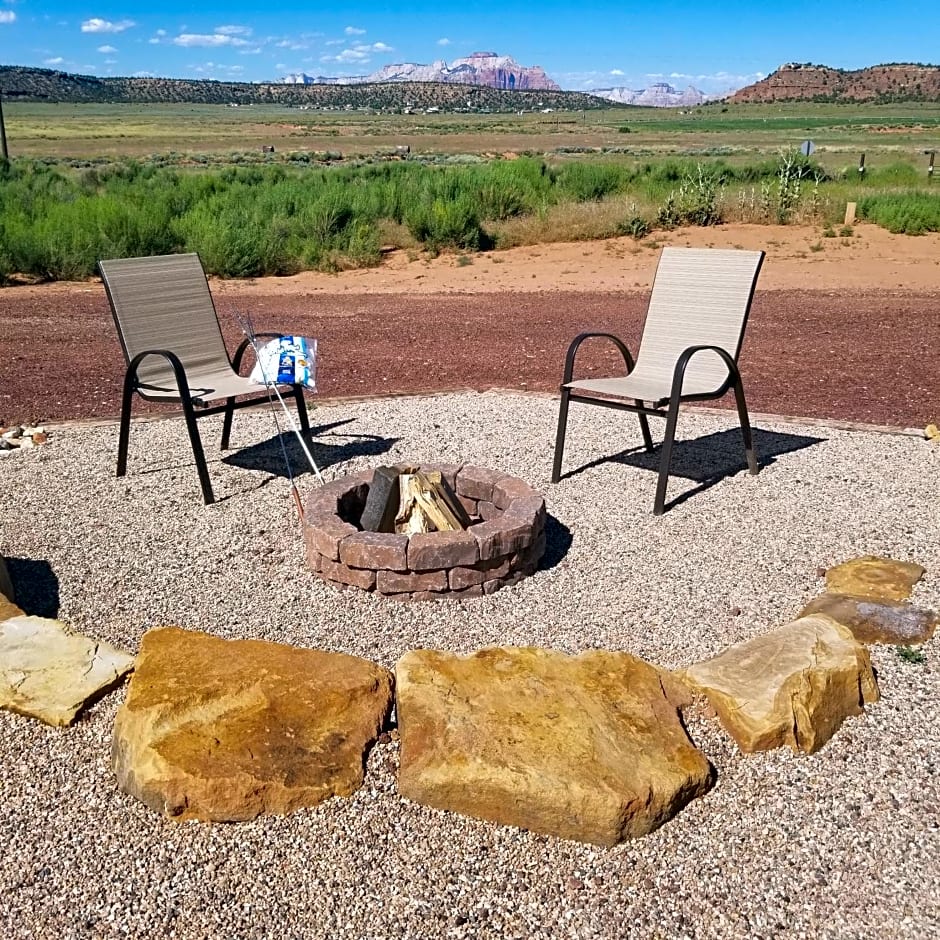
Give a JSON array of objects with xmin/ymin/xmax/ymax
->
[{"xmin": 1, "ymin": 391, "xmax": 938, "ymax": 940}]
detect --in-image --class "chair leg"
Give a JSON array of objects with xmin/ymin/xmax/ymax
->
[
  {"xmin": 653, "ymin": 400, "xmax": 681, "ymax": 516},
  {"xmin": 220, "ymin": 397, "xmax": 236, "ymax": 450},
  {"xmin": 116, "ymin": 370, "xmax": 136, "ymax": 478},
  {"xmin": 180, "ymin": 398, "xmax": 214, "ymax": 505},
  {"xmin": 294, "ymin": 385, "xmax": 311, "ymax": 437},
  {"xmin": 733, "ymin": 380, "xmax": 759, "ymax": 475},
  {"xmin": 551, "ymin": 389, "xmax": 571, "ymax": 483},
  {"xmin": 636, "ymin": 404, "xmax": 654, "ymax": 452}
]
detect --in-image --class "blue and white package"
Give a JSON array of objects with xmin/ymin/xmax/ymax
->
[{"xmin": 250, "ymin": 336, "xmax": 317, "ymax": 390}]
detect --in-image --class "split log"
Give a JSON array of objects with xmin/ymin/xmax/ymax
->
[{"xmin": 394, "ymin": 471, "xmax": 471, "ymax": 535}]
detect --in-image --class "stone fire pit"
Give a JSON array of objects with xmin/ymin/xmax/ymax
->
[{"xmin": 303, "ymin": 464, "xmax": 546, "ymax": 601}]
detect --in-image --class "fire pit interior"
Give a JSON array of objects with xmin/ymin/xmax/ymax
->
[{"xmin": 304, "ymin": 463, "xmax": 546, "ymax": 601}]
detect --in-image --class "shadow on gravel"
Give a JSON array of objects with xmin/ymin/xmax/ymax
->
[
  {"xmin": 5, "ymin": 558, "xmax": 60, "ymax": 618},
  {"xmin": 223, "ymin": 428, "xmax": 398, "ymax": 480},
  {"xmin": 562, "ymin": 427, "xmax": 824, "ymax": 513},
  {"xmin": 540, "ymin": 516, "xmax": 573, "ymax": 571}
]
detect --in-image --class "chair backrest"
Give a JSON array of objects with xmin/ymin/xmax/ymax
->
[
  {"xmin": 635, "ymin": 247, "xmax": 764, "ymax": 394},
  {"xmin": 99, "ymin": 253, "xmax": 233, "ymax": 390}
]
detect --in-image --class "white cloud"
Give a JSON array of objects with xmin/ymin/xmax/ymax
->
[
  {"xmin": 44, "ymin": 56, "xmax": 64, "ymax": 65},
  {"xmin": 437, "ymin": 37, "xmax": 451, "ymax": 46},
  {"xmin": 97, "ymin": 44, "xmax": 117, "ymax": 53},
  {"xmin": 333, "ymin": 47, "xmax": 370, "ymax": 63},
  {"xmin": 0, "ymin": 11, "xmax": 16, "ymax": 24},
  {"xmin": 344, "ymin": 26, "xmax": 365, "ymax": 35},
  {"xmin": 609, "ymin": 68, "xmax": 624, "ymax": 76},
  {"xmin": 325, "ymin": 38, "xmax": 344, "ymax": 46},
  {"xmin": 215, "ymin": 25, "xmax": 251, "ymax": 36},
  {"xmin": 81, "ymin": 18, "xmax": 135, "ymax": 34},
  {"xmin": 372, "ymin": 42, "xmax": 393, "ymax": 52},
  {"xmin": 173, "ymin": 32, "xmax": 249, "ymax": 48}
]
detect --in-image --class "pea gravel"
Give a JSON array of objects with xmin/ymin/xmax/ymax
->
[{"xmin": 1, "ymin": 391, "xmax": 938, "ymax": 940}]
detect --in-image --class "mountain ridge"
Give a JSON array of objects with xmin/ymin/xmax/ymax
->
[
  {"xmin": 731, "ymin": 62, "xmax": 940, "ymax": 102},
  {"xmin": 284, "ymin": 52, "xmax": 560, "ymax": 91},
  {"xmin": 0, "ymin": 64, "xmax": 614, "ymax": 112}
]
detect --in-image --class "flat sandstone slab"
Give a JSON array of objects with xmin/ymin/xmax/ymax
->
[
  {"xmin": 800, "ymin": 593, "xmax": 937, "ymax": 646},
  {"xmin": 681, "ymin": 615, "xmax": 879, "ymax": 754},
  {"xmin": 825, "ymin": 555, "xmax": 925, "ymax": 602},
  {"xmin": 396, "ymin": 647, "xmax": 714, "ymax": 846},
  {"xmin": 113, "ymin": 627, "xmax": 393, "ymax": 821},
  {"xmin": 0, "ymin": 615, "xmax": 134, "ymax": 726}
]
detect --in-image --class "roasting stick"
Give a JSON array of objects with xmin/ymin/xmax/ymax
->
[{"xmin": 235, "ymin": 312, "xmax": 325, "ymax": 520}]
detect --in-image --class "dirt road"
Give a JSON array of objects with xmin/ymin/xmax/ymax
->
[{"xmin": 1, "ymin": 224, "xmax": 937, "ymax": 428}]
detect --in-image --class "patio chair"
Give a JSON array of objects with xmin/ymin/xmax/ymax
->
[
  {"xmin": 551, "ymin": 247, "xmax": 765, "ymax": 515},
  {"xmin": 99, "ymin": 252, "xmax": 311, "ymax": 505}
]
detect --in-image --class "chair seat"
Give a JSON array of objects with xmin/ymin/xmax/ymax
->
[
  {"xmin": 136, "ymin": 370, "xmax": 286, "ymax": 404},
  {"xmin": 565, "ymin": 372, "xmax": 723, "ymax": 407}
]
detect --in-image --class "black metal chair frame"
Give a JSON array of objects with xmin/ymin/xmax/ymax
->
[
  {"xmin": 115, "ymin": 332, "xmax": 311, "ymax": 505},
  {"xmin": 551, "ymin": 333, "xmax": 757, "ymax": 516}
]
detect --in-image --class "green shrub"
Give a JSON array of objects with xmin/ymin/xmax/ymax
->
[
  {"xmin": 857, "ymin": 192, "xmax": 940, "ymax": 234},
  {"xmin": 556, "ymin": 163, "xmax": 625, "ymax": 201},
  {"xmin": 405, "ymin": 195, "xmax": 489, "ymax": 251},
  {"xmin": 617, "ymin": 215, "xmax": 651, "ymax": 239},
  {"xmin": 657, "ymin": 165, "xmax": 725, "ymax": 228}
]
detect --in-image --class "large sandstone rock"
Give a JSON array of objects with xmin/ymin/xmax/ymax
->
[
  {"xmin": 681, "ymin": 615, "xmax": 879, "ymax": 754},
  {"xmin": 825, "ymin": 555, "xmax": 925, "ymax": 602},
  {"xmin": 800, "ymin": 593, "xmax": 938, "ymax": 645},
  {"xmin": 0, "ymin": 615, "xmax": 134, "ymax": 726},
  {"xmin": 396, "ymin": 647, "xmax": 714, "ymax": 846},
  {"xmin": 113, "ymin": 627, "xmax": 393, "ymax": 822}
]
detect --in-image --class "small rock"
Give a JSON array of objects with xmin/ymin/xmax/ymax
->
[{"xmin": 32, "ymin": 432, "xmax": 49, "ymax": 445}]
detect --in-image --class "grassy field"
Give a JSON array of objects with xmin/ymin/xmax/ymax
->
[
  {"xmin": 5, "ymin": 100, "xmax": 940, "ymax": 168},
  {"xmin": 1, "ymin": 100, "xmax": 938, "ymax": 282}
]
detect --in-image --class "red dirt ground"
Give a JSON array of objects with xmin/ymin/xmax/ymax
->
[{"xmin": 1, "ymin": 225, "xmax": 938, "ymax": 429}]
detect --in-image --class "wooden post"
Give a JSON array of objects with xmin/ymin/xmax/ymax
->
[
  {"xmin": 0, "ymin": 91, "xmax": 8, "ymax": 162},
  {"xmin": 927, "ymin": 151, "xmax": 935, "ymax": 183},
  {"xmin": 857, "ymin": 153, "xmax": 865, "ymax": 176},
  {"xmin": 844, "ymin": 202, "xmax": 857, "ymax": 226}
]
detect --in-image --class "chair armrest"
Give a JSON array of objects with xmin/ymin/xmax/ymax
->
[
  {"xmin": 232, "ymin": 332, "xmax": 282, "ymax": 373},
  {"xmin": 561, "ymin": 332, "xmax": 637, "ymax": 385},
  {"xmin": 667, "ymin": 344, "xmax": 740, "ymax": 404},
  {"xmin": 127, "ymin": 349, "xmax": 208, "ymax": 407}
]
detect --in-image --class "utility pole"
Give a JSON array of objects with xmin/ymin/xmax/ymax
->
[{"xmin": 0, "ymin": 90, "xmax": 8, "ymax": 162}]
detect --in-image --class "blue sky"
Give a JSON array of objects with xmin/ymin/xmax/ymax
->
[{"xmin": 1, "ymin": 1, "xmax": 938, "ymax": 94}]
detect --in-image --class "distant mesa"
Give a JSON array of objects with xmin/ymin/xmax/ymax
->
[
  {"xmin": 591, "ymin": 82, "xmax": 709, "ymax": 108},
  {"xmin": 283, "ymin": 52, "xmax": 560, "ymax": 92},
  {"xmin": 730, "ymin": 61, "xmax": 940, "ymax": 102}
]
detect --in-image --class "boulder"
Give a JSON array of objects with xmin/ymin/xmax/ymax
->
[
  {"xmin": 680, "ymin": 615, "xmax": 879, "ymax": 754},
  {"xmin": 825, "ymin": 555, "xmax": 925, "ymax": 602},
  {"xmin": 396, "ymin": 647, "xmax": 714, "ymax": 846},
  {"xmin": 800, "ymin": 593, "xmax": 937, "ymax": 645},
  {"xmin": 112, "ymin": 627, "xmax": 393, "ymax": 822},
  {"xmin": 0, "ymin": 615, "xmax": 134, "ymax": 726}
]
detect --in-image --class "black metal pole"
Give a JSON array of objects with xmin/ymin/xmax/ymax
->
[{"xmin": 0, "ymin": 91, "xmax": 8, "ymax": 162}]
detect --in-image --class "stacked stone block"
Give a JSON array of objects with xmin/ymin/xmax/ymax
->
[{"xmin": 304, "ymin": 464, "xmax": 546, "ymax": 601}]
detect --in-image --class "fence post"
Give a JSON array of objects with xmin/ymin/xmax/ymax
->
[{"xmin": 0, "ymin": 91, "xmax": 8, "ymax": 162}]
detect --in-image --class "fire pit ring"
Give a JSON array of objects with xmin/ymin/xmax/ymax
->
[{"xmin": 304, "ymin": 464, "xmax": 546, "ymax": 601}]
